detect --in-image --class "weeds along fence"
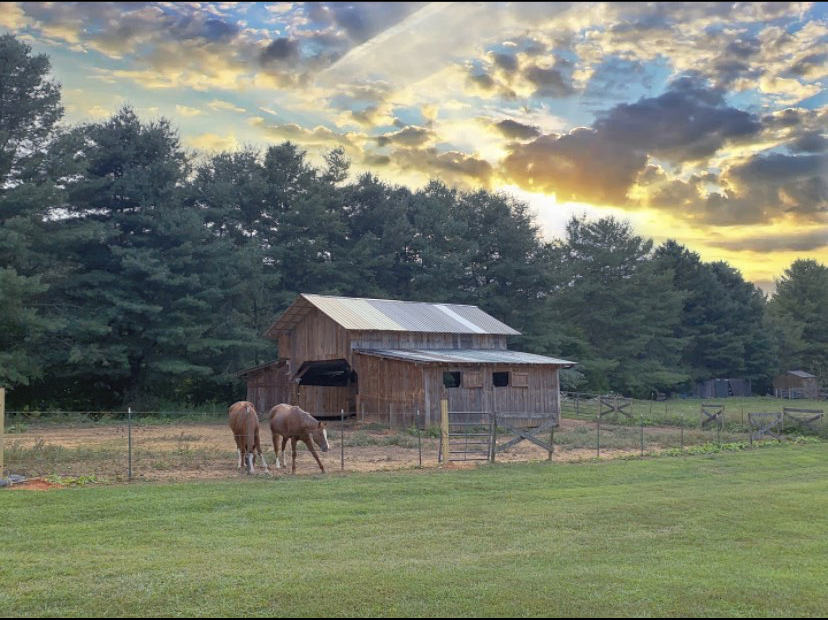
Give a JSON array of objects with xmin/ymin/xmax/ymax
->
[{"xmin": 2, "ymin": 396, "xmax": 825, "ymax": 481}]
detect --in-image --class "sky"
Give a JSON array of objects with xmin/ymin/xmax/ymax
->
[{"xmin": 3, "ymin": 2, "xmax": 827, "ymax": 291}]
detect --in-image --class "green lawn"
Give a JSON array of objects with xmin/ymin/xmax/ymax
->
[{"xmin": 2, "ymin": 445, "xmax": 828, "ymax": 617}]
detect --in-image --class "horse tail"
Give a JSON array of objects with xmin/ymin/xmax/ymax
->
[{"xmin": 244, "ymin": 405, "xmax": 257, "ymax": 451}]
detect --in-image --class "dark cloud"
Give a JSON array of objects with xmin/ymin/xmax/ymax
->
[
  {"xmin": 707, "ymin": 230, "xmax": 828, "ymax": 253},
  {"xmin": 259, "ymin": 38, "xmax": 301, "ymax": 66},
  {"xmin": 789, "ymin": 131, "xmax": 828, "ymax": 154},
  {"xmin": 729, "ymin": 152, "xmax": 828, "ymax": 217},
  {"xmin": 502, "ymin": 77, "xmax": 763, "ymax": 205},
  {"xmin": 468, "ymin": 71, "xmax": 496, "ymax": 91},
  {"xmin": 392, "ymin": 148, "xmax": 493, "ymax": 184},
  {"xmin": 523, "ymin": 65, "xmax": 574, "ymax": 97},
  {"xmin": 376, "ymin": 126, "xmax": 434, "ymax": 147},
  {"xmin": 492, "ymin": 53, "xmax": 518, "ymax": 72},
  {"xmin": 502, "ymin": 128, "xmax": 647, "ymax": 203},
  {"xmin": 494, "ymin": 119, "xmax": 541, "ymax": 141},
  {"xmin": 788, "ymin": 53, "xmax": 828, "ymax": 78},
  {"xmin": 593, "ymin": 76, "xmax": 761, "ymax": 163}
]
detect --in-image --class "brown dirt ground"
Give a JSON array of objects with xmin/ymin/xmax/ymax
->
[
  {"xmin": 4, "ymin": 418, "xmax": 643, "ymax": 483},
  {"xmin": 7, "ymin": 478, "xmax": 61, "ymax": 491}
]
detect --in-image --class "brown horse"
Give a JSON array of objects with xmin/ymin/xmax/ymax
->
[
  {"xmin": 267, "ymin": 404, "xmax": 329, "ymax": 473},
  {"xmin": 228, "ymin": 401, "xmax": 268, "ymax": 474}
]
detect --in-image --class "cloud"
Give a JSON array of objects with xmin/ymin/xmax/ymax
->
[
  {"xmin": 494, "ymin": 119, "xmax": 542, "ymax": 141},
  {"xmin": 523, "ymin": 65, "xmax": 575, "ymax": 97},
  {"xmin": 707, "ymin": 229, "xmax": 828, "ymax": 252},
  {"xmin": 208, "ymin": 99, "xmax": 247, "ymax": 114},
  {"xmin": 592, "ymin": 76, "xmax": 761, "ymax": 163},
  {"xmin": 375, "ymin": 126, "xmax": 434, "ymax": 147},
  {"xmin": 391, "ymin": 147, "xmax": 493, "ymax": 186},
  {"xmin": 175, "ymin": 105, "xmax": 203, "ymax": 117},
  {"xmin": 501, "ymin": 76, "xmax": 762, "ymax": 203},
  {"xmin": 186, "ymin": 132, "xmax": 240, "ymax": 152}
]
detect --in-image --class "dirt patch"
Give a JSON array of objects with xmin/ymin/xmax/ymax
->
[{"xmin": 7, "ymin": 478, "xmax": 61, "ymax": 491}]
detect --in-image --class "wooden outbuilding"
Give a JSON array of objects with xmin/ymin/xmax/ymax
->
[
  {"xmin": 241, "ymin": 294, "xmax": 575, "ymax": 427},
  {"xmin": 773, "ymin": 370, "xmax": 819, "ymax": 399}
]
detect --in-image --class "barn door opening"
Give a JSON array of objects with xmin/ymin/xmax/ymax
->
[
  {"xmin": 294, "ymin": 359, "xmax": 357, "ymax": 418},
  {"xmin": 295, "ymin": 359, "xmax": 356, "ymax": 386}
]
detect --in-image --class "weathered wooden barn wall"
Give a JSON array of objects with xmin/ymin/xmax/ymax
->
[
  {"xmin": 351, "ymin": 354, "xmax": 562, "ymax": 427},
  {"xmin": 426, "ymin": 365, "xmax": 561, "ymax": 427},
  {"xmin": 295, "ymin": 385, "xmax": 356, "ymax": 416},
  {"xmin": 245, "ymin": 362, "xmax": 293, "ymax": 414},
  {"xmin": 283, "ymin": 308, "xmax": 351, "ymax": 373},
  {"xmin": 352, "ymin": 354, "xmax": 426, "ymax": 427},
  {"xmin": 244, "ymin": 363, "xmax": 355, "ymax": 416},
  {"xmin": 349, "ymin": 331, "xmax": 508, "ymax": 351}
]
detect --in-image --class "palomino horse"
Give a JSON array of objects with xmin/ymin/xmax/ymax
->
[
  {"xmin": 228, "ymin": 401, "xmax": 269, "ymax": 474},
  {"xmin": 268, "ymin": 404, "xmax": 329, "ymax": 473}
]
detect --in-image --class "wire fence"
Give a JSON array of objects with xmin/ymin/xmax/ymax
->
[{"xmin": 2, "ymin": 396, "xmax": 824, "ymax": 482}]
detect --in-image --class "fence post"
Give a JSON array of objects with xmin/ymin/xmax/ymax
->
[
  {"xmin": 128, "ymin": 406, "xmax": 132, "ymax": 481},
  {"xmin": 680, "ymin": 411, "xmax": 685, "ymax": 452},
  {"xmin": 340, "ymin": 408, "xmax": 345, "ymax": 472},
  {"xmin": 596, "ymin": 399, "xmax": 601, "ymax": 459},
  {"xmin": 490, "ymin": 413, "xmax": 498, "ymax": 463},
  {"xmin": 417, "ymin": 408, "xmax": 422, "ymax": 467},
  {"xmin": 640, "ymin": 414, "xmax": 644, "ymax": 456},
  {"xmin": 440, "ymin": 400, "xmax": 449, "ymax": 466},
  {"xmin": 0, "ymin": 387, "xmax": 5, "ymax": 478}
]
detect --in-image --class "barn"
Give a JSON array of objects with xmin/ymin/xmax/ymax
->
[
  {"xmin": 773, "ymin": 370, "xmax": 819, "ymax": 399},
  {"xmin": 241, "ymin": 294, "xmax": 575, "ymax": 427}
]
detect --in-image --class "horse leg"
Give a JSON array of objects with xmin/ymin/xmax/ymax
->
[
  {"xmin": 290, "ymin": 437, "xmax": 298, "ymax": 474},
  {"xmin": 255, "ymin": 429, "xmax": 269, "ymax": 474},
  {"xmin": 281, "ymin": 436, "xmax": 290, "ymax": 470},
  {"xmin": 234, "ymin": 435, "xmax": 243, "ymax": 469},
  {"xmin": 304, "ymin": 436, "xmax": 326, "ymax": 473},
  {"xmin": 271, "ymin": 432, "xmax": 282, "ymax": 469}
]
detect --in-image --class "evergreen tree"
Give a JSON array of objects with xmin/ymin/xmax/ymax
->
[
  {"xmin": 768, "ymin": 259, "xmax": 828, "ymax": 380},
  {"xmin": 0, "ymin": 34, "xmax": 64, "ymax": 388},
  {"xmin": 553, "ymin": 216, "xmax": 687, "ymax": 395}
]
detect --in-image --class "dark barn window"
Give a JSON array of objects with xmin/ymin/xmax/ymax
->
[
  {"xmin": 443, "ymin": 371, "xmax": 461, "ymax": 388},
  {"xmin": 493, "ymin": 372, "xmax": 509, "ymax": 387}
]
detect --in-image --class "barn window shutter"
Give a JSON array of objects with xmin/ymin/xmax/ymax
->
[
  {"xmin": 464, "ymin": 372, "xmax": 483, "ymax": 388},
  {"xmin": 513, "ymin": 372, "xmax": 529, "ymax": 388}
]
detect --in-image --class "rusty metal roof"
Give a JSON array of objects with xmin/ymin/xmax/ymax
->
[
  {"xmin": 355, "ymin": 349, "xmax": 575, "ymax": 366},
  {"xmin": 265, "ymin": 294, "xmax": 520, "ymax": 337}
]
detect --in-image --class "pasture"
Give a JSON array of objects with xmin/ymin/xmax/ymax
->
[
  {"xmin": 2, "ymin": 444, "xmax": 828, "ymax": 617},
  {"xmin": 3, "ymin": 396, "xmax": 825, "ymax": 482}
]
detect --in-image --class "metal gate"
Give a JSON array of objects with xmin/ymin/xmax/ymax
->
[{"xmin": 440, "ymin": 410, "xmax": 493, "ymax": 463}]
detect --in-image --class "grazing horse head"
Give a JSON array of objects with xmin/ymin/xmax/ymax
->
[{"xmin": 312, "ymin": 422, "xmax": 329, "ymax": 452}]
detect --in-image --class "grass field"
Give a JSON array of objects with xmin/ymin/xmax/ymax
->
[{"xmin": 2, "ymin": 443, "xmax": 828, "ymax": 617}]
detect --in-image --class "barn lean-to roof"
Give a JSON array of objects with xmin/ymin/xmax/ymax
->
[
  {"xmin": 265, "ymin": 294, "xmax": 520, "ymax": 338},
  {"xmin": 355, "ymin": 348, "xmax": 575, "ymax": 367}
]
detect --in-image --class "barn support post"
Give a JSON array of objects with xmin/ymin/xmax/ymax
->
[
  {"xmin": 440, "ymin": 400, "xmax": 449, "ymax": 466},
  {"xmin": 0, "ymin": 387, "xmax": 5, "ymax": 478}
]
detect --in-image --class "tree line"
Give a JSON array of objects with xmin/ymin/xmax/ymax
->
[{"xmin": 1, "ymin": 34, "xmax": 826, "ymax": 408}]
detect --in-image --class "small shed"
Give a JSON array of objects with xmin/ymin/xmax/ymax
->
[
  {"xmin": 693, "ymin": 378, "xmax": 752, "ymax": 399},
  {"xmin": 241, "ymin": 294, "xmax": 575, "ymax": 427},
  {"xmin": 773, "ymin": 370, "xmax": 818, "ymax": 399}
]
